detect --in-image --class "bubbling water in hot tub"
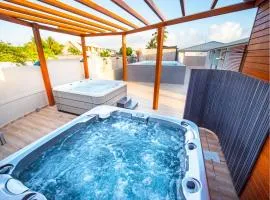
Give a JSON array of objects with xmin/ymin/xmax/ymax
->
[{"xmin": 15, "ymin": 115, "xmax": 187, "ymax": 200}]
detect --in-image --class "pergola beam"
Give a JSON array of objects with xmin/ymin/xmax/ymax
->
[
  {"xmin": 0, "ymin": 2, "xmax": 103, "ymax": 34},
  {"xmin": 0, "ymin": 9, "xmax": 96, "ymax": 34},
  {"xmin": 39, "ymin": 0, "xmax": 129, "ymax": 31},
  {"xmin": 122, "ymin": 34, "xmax": 128, "ymax": 81},
  {"xmin": 211, "ymin": 0, "xmax": 219, "ymax": 9},
  {"xmin": 179, "ymin": 0, "xmax": 186, "ymax": 16},
  {"xmin": 111, "ymin": 0, "xmax": 150, "ymax": 25},
  {"xmin": 32, "ymin": 24, "xmax": 55, "ymax": 106},
  {"xmin": 0, "ymin": 14, "xmax": 82, "ymax": 36},
  {"xmin": 85, "ymin": 1, "xmax": 255, "ymax": 37},
  {"xmin": 124, "ymin": 1, "xmax": 255, "ymax": 35},
  {"xmin": 153, "ymin": 27, "xmax": 165, "ymax": 110},
  {"xmin": 75, "ymin": 0, "xmax": 138, "ymax": 29},
  {"xmin": 6, "ymin": 0, "xmax": 115, "ymax": 32},
  {"xmin": 81, "ymin": 36, "xmax": 90, "ymax": 79},
  {"xmin": 144, "ymin": 0, "xmax": 166, "ymax": 21}
]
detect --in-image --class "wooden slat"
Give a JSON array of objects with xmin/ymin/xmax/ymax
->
[
  {"xmin": 144, "ymin": 0, "xmax": 166, "ymax": 21},
  {"xmin": 250, "ymin": 28, "xmax": 269, "ymax": 39},
  {"xmin": 245, "ymin": 56, "xmax": 269, "ymax": 64},
  {"xmin": 85, "ymin": 32, "xmax": 123, "ymax": 37},
  {"xmin": 255, "ymin": 7, "xmax": 269, "ymax": 20},
  {"xmin": 249, "ymin": 35, "xmax": 269, "ymax": 45},
  {"xmin": 254, "ymin": 14, "xmax": 270, "ymax": 26},
  {"xmin": 252, "ymin": 21, "xmax": 269, "ymax": 33},
  {"xmin": 242, "ymin": 0, "xmax": 270, "ymax": 82},
  {"xmin": 0, "ymin": 9, "xmax": 96, "ymax": 34},
  {"xmin": 211, "ymin": 0, "xmax": 219, "ymax": 9},
  {"xmin": 179, "ymin": 0, "xmax": 185, "ymax": 16},
  {"xmin": 40, "ymin": 0, "xmax": 129, "ymax": 31},
  {"xmin": 32, "ymin": 24, "xmax": 55, "ymax": 106},
  {"xmin": 75, "ymin": 0, "xmax": 138, "ymax": 29},
  {"xmin": 257, "ymin": 0, "xmax": 269, "ymax": 13},
  {"xmin": 244, "ymin": 49, "xmax": 269, "ymax": 57},
  {"xmin": 0, "ymin": 2, "xmax": 101, "ymax": 33},
  {"xmin": 247, "ymin": 42, "xmax": 269, "ymax": 50},
  {"xmin": 122, "ymin": 34, "xmax": 128, "ymax": 81},
  {"xmin": 242, "ymin": 66, "xmax": 269, "ymax": 80},
  {"xmin": 243, "ymin": 62, "xmax": 269, "ymax": 72},
  {"xmin": 81, "ymin": 36, "xmax": 89, "ymax": 79},
  {"xmin": 7, "ymin": 0, "xmax": 115, "ymax": 32},
  {"xmin": 58, "ymin": 27, "xmax": 87, "ymax": 35},
  {"xmin": 0, "ymin": 12, "xmax": 31, "ymax": 27},
  {"xmin": 0, "ymin": 13, "xmax": 82, "ymax": 36},
  {"xmin": 111, "ymin": 0, "xmax": 150, "ymax": 25},
  {"xmin": 153, "ymin": 27, "xmax": 165, "ymax": 110},
  {"xmin": 255, "ymin": 0, "xmax": 268, "ymax": 6}
]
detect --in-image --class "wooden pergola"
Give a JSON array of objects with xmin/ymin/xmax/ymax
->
[{"xmin": 0, "ymin": 0, "xmax": 260, "ymax": 109}]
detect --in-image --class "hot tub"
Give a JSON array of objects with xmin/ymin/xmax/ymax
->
[
  {"xmin": 53, "ymin": 79, "xmax": 127, "ymax": 115},
  {"xmin": 128, "ymin": 61, "xmax": 186, "ymax": 84},
  {"xmin": 0, "ymin": 106, "xmax": 209, "ymax": 200}
]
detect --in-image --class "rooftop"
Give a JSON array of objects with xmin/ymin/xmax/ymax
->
[
  {"xmin": 179, "ymin": 41, "xmax": 224, "ymax": 52},
  {"xmin": 179, "ymin": 37, "xmax": 250, "ymax": 52}
]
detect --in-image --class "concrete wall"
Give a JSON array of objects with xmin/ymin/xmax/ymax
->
[
  {"xmin": 137, "ymin": 49, "xmax": 177, "ymax": 61},
  {"xmin": 183, "ymin": 56, "xmax": 206, "ymax": 67},
  {"xmin": 179, "ymin": 52, "xmax": 207, "ymax": 67},
  {"xmin": 128, "ymin": 64, "xmax": 186, "ymax": 84}
]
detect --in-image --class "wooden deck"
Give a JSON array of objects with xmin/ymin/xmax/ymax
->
[
  {"xmin": 0, "ymin": 82, "xmax": 237, "ymax": 199},
  {"xmin": 0, "ymin": 106, "xmax": 76, "ymax": 160}
]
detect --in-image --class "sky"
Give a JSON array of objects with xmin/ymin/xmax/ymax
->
[{"xmin": 0, "ymin": 0, "xmax": 257, "ymax": 50}]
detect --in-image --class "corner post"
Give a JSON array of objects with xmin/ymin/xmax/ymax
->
[
  {"xmin": 122, "ymin": 34, "xmax": 128, "ymax": 81},
  {"xmin": 153, "ymin": 26, "xmax": 165, "ymax": 110},
  {"xmin": 81, "ymin": 36, "xmax": 89, "ymax": 79},
  {"xmin": 32, "ymin": 24, "xmax": 55, "ymax": 106}
]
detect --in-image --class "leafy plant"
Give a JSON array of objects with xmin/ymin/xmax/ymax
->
[
  {"xmin": 119, "ymin": 47, "xmax": 133, "ymax": 56},
  {"xmin": 68, "ymin": 46, "xmax": 81, "ymax": 55},
  {"xmin": 45, "ymin": 36, "xmax": 64, "ymax": 55},
  {"xmin": 0, "ymin": 37, "xmax": 64, "ymax": 64},
  {"xmin": 146, "ymin": 28, "xmax": 168, "ymax": 49},
  {"xmin": 100, "ymin": 49, "xmax": 111, "ymax": 57},
  {"xmin": 0, "ymin": 42, "xmax": 28, "ymax": 65}
]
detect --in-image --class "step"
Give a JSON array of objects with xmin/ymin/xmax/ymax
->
[
  {"xmin": 117, "ymin": 97, "xmax": 132, "ymax": 108},
  {"xmin": 125, "ymin": 100, "xmax": 138, "ymax": 110}
]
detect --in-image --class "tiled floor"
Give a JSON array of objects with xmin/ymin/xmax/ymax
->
[{"xmin": 200, "ymin": 128, "xmax": 238, "ymax": 200}]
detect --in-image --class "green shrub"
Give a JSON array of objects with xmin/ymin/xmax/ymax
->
[
  {"xmin": 100, "ymin": 49, "xmax": 111, "ymax": 57},
  {"xmin": 119, "ymin": 47, "xmax": 133, "ymax": 56},
  {"xmin": 68, "ymin": 46, "xmax": 81, "ymax": 55}
]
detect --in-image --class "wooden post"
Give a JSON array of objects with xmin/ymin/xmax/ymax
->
[
  {"xmin": 32, "ymin": 24, "xmax": 55, "ymax": 106},
  {"xmin": 81, "ymin": 36, "xmax": 89, "ymax": 79},
  {"xmin": 153, "ymin": 26, "xmax": 164, "ymax": 110},
  {"xmin": 122, "ymin": 34, "xmax": 128, "ymax": 81}
]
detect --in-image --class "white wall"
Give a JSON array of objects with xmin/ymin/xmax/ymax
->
[
  {"xmin": 88, "ymin": 55, "xmax": 123, "ymax": 80},
  {"xmin": 0, "ymin": 57, "xmax": 123, "ymax": 127},
  {"xmin": 0, "ymin": 58, "xmax": 84, "ymax": 127}
]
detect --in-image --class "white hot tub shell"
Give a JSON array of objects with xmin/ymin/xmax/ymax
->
[{"xmin": 53, "ymin": 79, "xmax": 127, "ymax": 115}]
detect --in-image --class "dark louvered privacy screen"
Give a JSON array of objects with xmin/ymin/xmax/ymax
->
[{"xmin": 184, "ymin": 69, "xmax": 269, "ymax": 194}]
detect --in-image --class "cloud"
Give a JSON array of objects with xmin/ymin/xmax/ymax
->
[
  {"xmin": 208, "ymin": 22, "xmax": 243, "ymax": 43},
  {"xmin": 174, "ymin": 28, "xmax": 206, "ymax": 48},
  {"xmin": 164, "ymin": 32, "xmax": 176, "ymax": 46}
]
